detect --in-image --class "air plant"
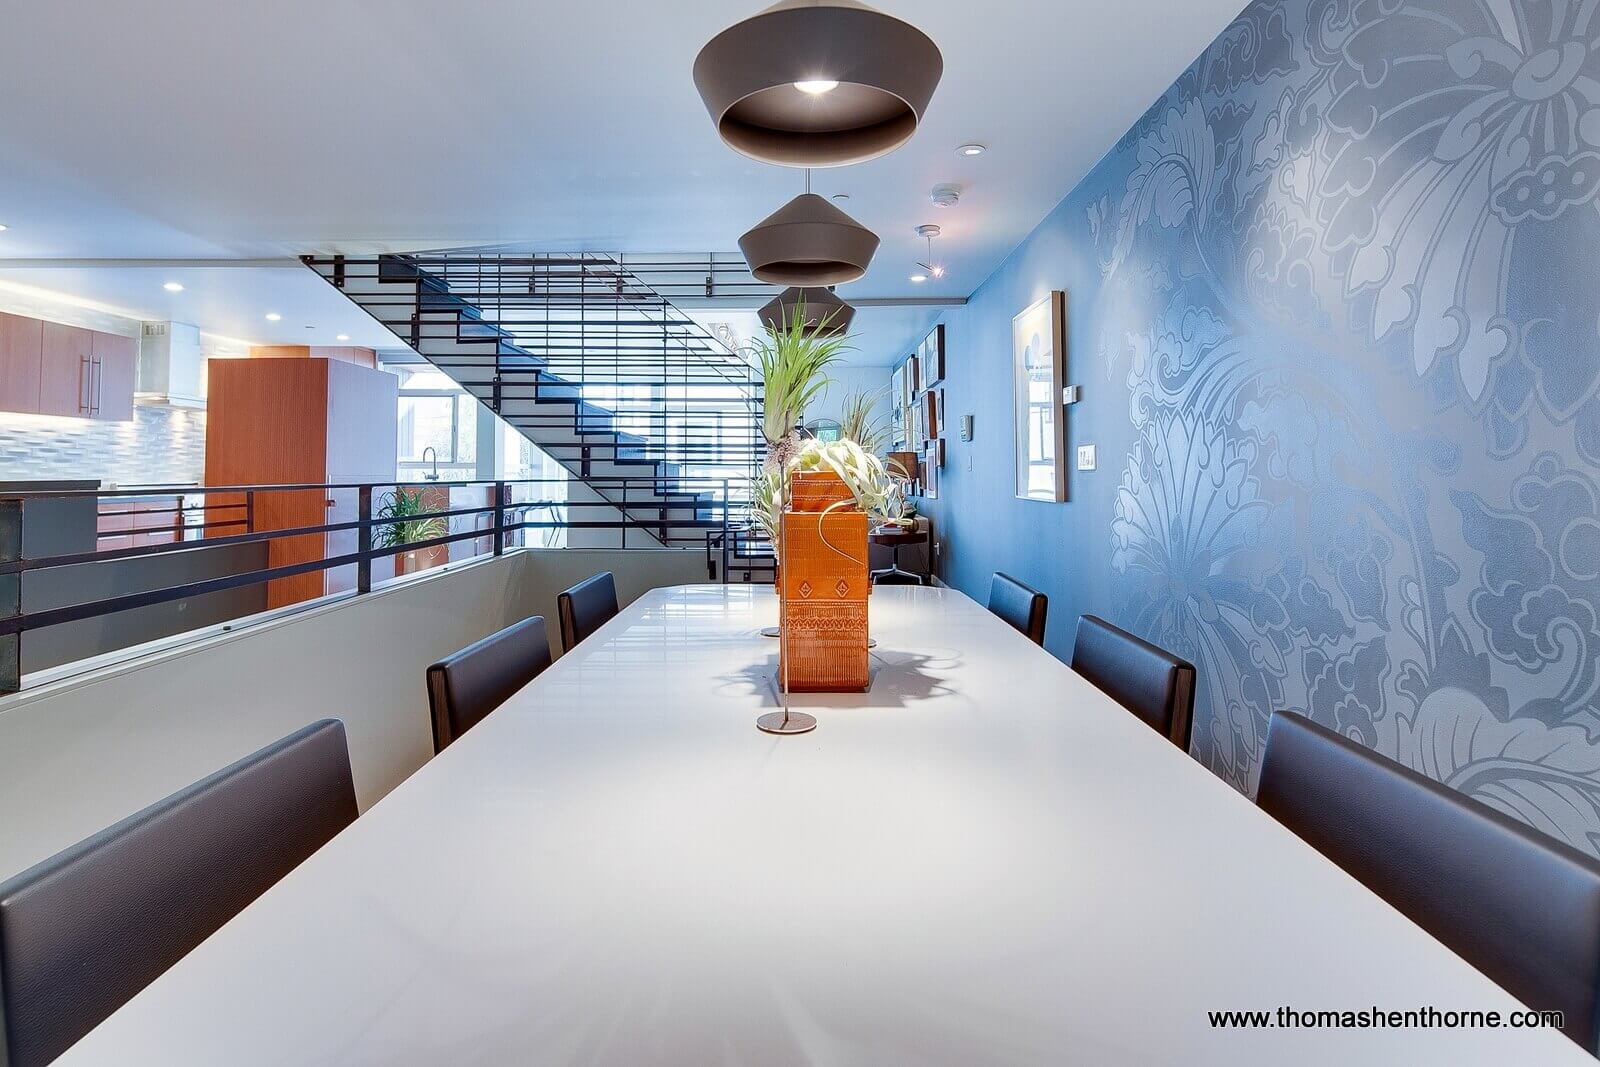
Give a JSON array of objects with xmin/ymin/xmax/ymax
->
[
  {"xmin": 754, "ymin": 436, "xmax": 917, "ymax": 542},
  {"xmin": 746, "ymin": 302, "xmax": 851, "ymax": 472},
  {"xmin": 836, "ymin": 387, "xmax": 889, "ymax": 455}
]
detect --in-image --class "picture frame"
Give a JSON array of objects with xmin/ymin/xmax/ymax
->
[
  {"xmin": 921, "ymin": 445, "xmax": 939, "ymax": 499},
  {"xmin": 923, "ymin": 389, "xmax": 939, "ymax": 441},
  {"xmin": 907, "ymin": 353, "xmax": 921, "ymax": 399},
  {"xmin": 1011, "ymin": 291, "xmax": 1068, "ymax": 502},
  {"xmin": 920, "ymin": 324, "xmax": 945, "ymax": 387}
]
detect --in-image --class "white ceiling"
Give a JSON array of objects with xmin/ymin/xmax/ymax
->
[{"xmin": 0, "ymin": 0, "xmax": 1243, "ymax": 360}]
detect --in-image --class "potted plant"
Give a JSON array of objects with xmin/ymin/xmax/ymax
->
[{"xmin": 377, "ymin": 487, "xmax": 448, "ymax": 576}]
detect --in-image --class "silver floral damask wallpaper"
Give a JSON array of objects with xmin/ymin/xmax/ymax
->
[{"xmin": 925, "ymin": 0, "xmax": 1600, "ymax": 854}]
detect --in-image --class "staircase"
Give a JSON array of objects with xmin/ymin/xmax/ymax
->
[{"xmin": 303, "ymin": 251, "xmax": 772, "ymax": 578}]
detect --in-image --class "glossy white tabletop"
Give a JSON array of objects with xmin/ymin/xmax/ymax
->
[{"xmin": 62, "ymin": 586, "xmax": 1589, "ymax": 1065}]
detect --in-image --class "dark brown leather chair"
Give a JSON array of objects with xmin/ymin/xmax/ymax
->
[
  {"xmin": 1258, "ymin": 711, "xmax": 1600, "ymax": 1054},
  {"xmin": 0, "ymin": 719, "xmax": 357, "ymax": 1067},
  {"xmin": 426, "ymin": 615, "xmax": 552, "ymax": 753},
  {"xmin": 1071, "ymin": 615, "xmax": 1195, "ymax": 750},
  {"xmin": 987, "ymin": 572, "xmax": 1047, "ymax": 645},
  {"xmin": 557, "ymin": 571, "xmax": 619, "ymax": 652}
]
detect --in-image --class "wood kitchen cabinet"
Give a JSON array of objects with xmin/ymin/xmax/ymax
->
[
  {"xmin": 0, "ymin": 312, "xmax": 43, "ymax": 412},
  {"xmin": 2, "ymin": 314, "xmax": 137, "ymax": 419},
  {"xmin": 38, "ymin": 321, "xmax": 94, "ymax": 417},
  {"xmin": 206, "ymin": 357, "xmax": 398, "ymax": 608},
  {"xmin": 91, "ymin": 331, "xmax": 137, "ymax": 421}
]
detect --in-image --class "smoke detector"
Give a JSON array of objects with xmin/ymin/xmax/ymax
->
[
  {"xmin": 930, "ymin": 183, "xmax": 961, "ymax": 208},
  {"xmin": 915, "ymin": 224, "xmax": 941, "ymax": 239}
]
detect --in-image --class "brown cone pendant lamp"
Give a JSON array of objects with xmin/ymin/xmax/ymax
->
[
  {"xmin": 758, "ymin": 286, "xmax": 855, "ymax": 336},
  {"xmin": 739, "ymin": 187, "xmax": 879, "ymax": 286},
  {"xmin": 694, "ymin": 0, "xmax": 943, "ymax": 167}
]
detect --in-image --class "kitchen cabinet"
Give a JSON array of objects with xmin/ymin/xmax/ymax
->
[
  {"xmin": 38, "ymin": 321, "xmax": 94, "ymax": 417},
  {"xmin": 206, "ymin": 357, "xmax": 398, "ymax": 608},
  {"xmin": 91, "ymin": 331, "xmax": 138, "ymax": 421},
  {"xmin": 0, "ymin": 312, "xmax": 43, "ymax": 412},
  {"xmin": 6, "ymin": 315, "xmax": 137, "ymax": 420}
]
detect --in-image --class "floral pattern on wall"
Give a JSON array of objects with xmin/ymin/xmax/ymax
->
[{"xmin": 987, "ymin": 0, "xmax": 1600, "ymax": 853}]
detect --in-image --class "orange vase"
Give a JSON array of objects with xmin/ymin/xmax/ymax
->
[{"xmin": 778, "ymin": 470, "xmax": 870, "ymax": 692}]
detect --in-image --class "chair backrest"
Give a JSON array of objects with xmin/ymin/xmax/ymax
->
[
  {"xmin": 1071, "ymin": 615, "xmax": 1195, "ymax": 750},
  {"xmin": 427, "ymin": 615, "xmax": 552, "ymax": 753},
  {"xmin": 0, "ymin": 719, "xmax": 356, "ymax": 1067},
  {"xmin": 557, "ymin": 571, "xmax": 619, "ymax": 652},
  {"xmin": 987, "ymin": 572, "xmax": 1047, "ymax": 645},
  {"xmin": 1258, "ymin": 711, "xmax": 1600, "ymax": 1053}
]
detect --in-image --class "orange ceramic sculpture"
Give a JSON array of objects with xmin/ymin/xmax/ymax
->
[{"xmin": 778, "ymin": 470, "xmax": 870, "ymax": 691}]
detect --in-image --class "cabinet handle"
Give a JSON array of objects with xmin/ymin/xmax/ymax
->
[
  {"xmin": 92, "ymin": 356, "xmax": 102, "ymax": 415},
  {"xmin": 78, "ymin": 355, "xmax": 91, "ymax": 413}
]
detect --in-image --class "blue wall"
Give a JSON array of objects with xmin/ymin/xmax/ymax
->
[{"xmin": 922, "ymin": 0, "xmax": 1600, "ymax": 854}]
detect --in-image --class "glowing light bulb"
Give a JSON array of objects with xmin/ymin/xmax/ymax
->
[{"xmin": 794, "ymin": 79, "xmax": 839, "ymax": 95}]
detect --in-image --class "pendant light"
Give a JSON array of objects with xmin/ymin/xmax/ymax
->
[
  {"xmin": 694, "ymin": 0, "xmax": 943, "ymax": 167},
  {"xmin": 740, "ymin": 170, "xmax": 879, "ymax": 286},
  {"xmin": 759, "ymin": 286, "xmax": 855, "ymax": 336}
]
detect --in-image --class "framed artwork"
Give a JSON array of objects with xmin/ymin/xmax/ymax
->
[
  {"xmin": 921, "ymin": 445, "xmax": 939, "ymax": 499},
  {"xmin": 920, "ymin": 324, "xmax": 946, "ymax": 387},
  {"xmin": 1012, "ymin": 291, "xmax": 1068, "ymax": 502},
  {"xmin": 890, "ymin": 365, "xmax": 905, "ymax": 420},
  {"xmin": 907, "ymin": 353, "xmax": 921, "ymax": 399},
  {"xmin": 923, "ymin": 389, "xmax": 939, "ymax": 440},
  {"xmin": 935, "ymin": 438, "xmax": 946, "ymax": 468},
  {"xmin": 935, "ymin": 388, "xmax": 945, "ymax": 431}
]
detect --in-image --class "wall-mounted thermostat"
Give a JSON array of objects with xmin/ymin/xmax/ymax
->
[{"xmin": 959, "ymin": 414, "xmax": 974, "ymax": 441}]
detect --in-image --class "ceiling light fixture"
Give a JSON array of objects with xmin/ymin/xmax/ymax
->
[
  {"xmin": 910, "ymin": 273, "xmax": 928, "ymax": 284},
  {"xmin": 336, "ymin": 333, "xmax": 351, "ymax": 341},
  {"xmin": 163, "ymin": 281, "xmax": 184, "ymax": 292},
  {"xmin": 694, "ymin": 0, "xmax": 943, "ymax": 167},
  {"xmin": 914, "ymin": 223, "xmax": 946, "ymax": 280},
  {"xmin": 956, "ymin": 143, "xmax": 986, "ymax": 157},
  {"xmin": 265, "ymin": 312, "xmax": 282, "ymax": 322},
  {"xmin": 758, "ymin": 286, "xmax": 855, "ymax": 337},
  {"xmin": 0, "ymin": 223, "xmax": 9, "ymax": 232},
  {"xmin": 740, "ymin": 169, "xmax": 879, "ymax": 285}
]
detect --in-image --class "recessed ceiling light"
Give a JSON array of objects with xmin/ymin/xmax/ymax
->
[
  {"xmin": 336, "ymin": 333, "xmax": 351, "ymax": 341},
  {"xmin": 0, "ymin": 223, "xmax": 9, "ymax": 232},
  {"xmin": 265, "ymin": 312, "xmax": 282, "ymax": 321},
  {"xmin": 163, "ymin": 281, "xmax": 184, "ymax": 292},
  {"xmin": 910, "ymin": 273, "xmax": 928, "ymax": 284},
  {"xmin": 831, "ymin": 193, "xmax": 850, "ymax": 203},
  {"xmin": 793, "ymin": 79, "xmax": 840, "ymax": 95},
  {"xmin": 957, "ymin": 143, "xmax": 986, "ymax": 157}
]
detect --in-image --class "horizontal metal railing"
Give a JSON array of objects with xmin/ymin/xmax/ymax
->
[{"xmin": 0, "ymin": 476, "xmax": 769, "ymax": 694}]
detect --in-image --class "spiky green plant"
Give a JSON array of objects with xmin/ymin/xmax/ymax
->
[
  {"xmin": 836, "ymin": 387, "xmax": 889, "ymax": 455},
  {"xmin": 375, "ymin": 487, "xmax": 447, "ymax": 550},
  {"xmin": 746, "ymin": 302, "xmax": 851, "ymax": 469}
]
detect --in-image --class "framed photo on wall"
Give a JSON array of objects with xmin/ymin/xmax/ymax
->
[
  {"xmin": 921, "ymin": 445, "xmax": 939, "ymax": 499},
  {"xmin": 923, "ymin": 389, "xmax": 939, "ymax": 440},
  {"xmin": 920, "ymin": 324, "xmax": 945, "ymax": 387},
  {"xmin": 1012, "ymin": 291, "xmax": 1068, "ymax": 502}
]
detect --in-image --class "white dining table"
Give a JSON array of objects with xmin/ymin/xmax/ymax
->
[{"xmin": 60, "ymin": 584, "xmax": 1590, "ymax": 1065}]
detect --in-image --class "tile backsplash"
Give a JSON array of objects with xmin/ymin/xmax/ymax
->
[{"xmin": 0, "ymin": 405, "xmax": 205, "ymax": 486}]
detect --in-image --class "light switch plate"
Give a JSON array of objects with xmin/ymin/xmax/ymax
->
[{"xmin": 1076, "ymin": 444, "xmax": 1097, "ymax": 471}]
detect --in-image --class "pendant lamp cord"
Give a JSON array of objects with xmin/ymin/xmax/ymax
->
[{"xmin": 805, "ymin": 168, "xmax": 811, "ymax": 195}]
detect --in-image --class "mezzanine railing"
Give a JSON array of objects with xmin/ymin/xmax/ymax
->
[{"xmin": 0, "ymin": 477, "xmax": 769, "ymax": 694}]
